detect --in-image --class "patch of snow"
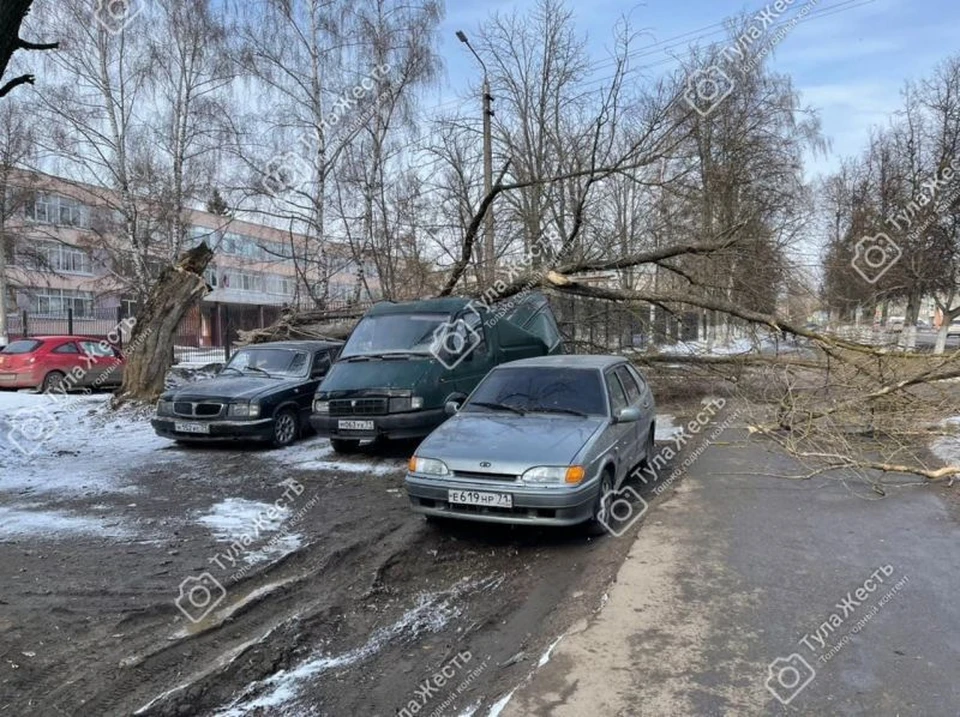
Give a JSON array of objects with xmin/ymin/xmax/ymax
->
[
  {"xmin": 0, "ymin": 391, "xmax": 173, "ymax": 496},
  {"xmin": 274, "ymin": 438, "xmax": 404, "ymax": 476},
  {"xmin": 487, "ymin": 689, "xmax": 516, "ymax": 717},
  {"xmin": 217, "ymin": 575, "xmax": 502, "ymax": 716},
  {"xmin": 0, "ymin": 504, "xmax": 130, "ymax": 540},
  {"xmin": 932, "ymin": 416, "xmax": 960, "ymax": 467},
  {"xmin": 655, "ymin": 414, "xmax": 682, "ymax": 442},
  {"xmin": 537, "ymin": 635, "xmax": 564, "ymax": 668},
  {"xmin": 294, "ymin": 459, "xmax": 401, "ymax": 475},
  {"xmin": 197, "ymin": 498, "xmax": 301, "ymax": 566}
]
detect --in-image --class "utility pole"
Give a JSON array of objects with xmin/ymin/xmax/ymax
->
[{"xmin": 456, "ymin": 30, "xmax": 495, "ymax": 284}]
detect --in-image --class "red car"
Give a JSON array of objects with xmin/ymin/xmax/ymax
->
[{"xmin": 0, "ymin": 336, "xmax": 125, "ymax": 392}]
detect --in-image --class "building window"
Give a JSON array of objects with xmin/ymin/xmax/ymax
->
[
  {"xmin": 17, "ymin": 241, "xmax": 93, "ymax": 275},
  {"xmin": 264, "ymin": 275, "xmax": 294, "ymax": 296},
  {"xmin": 24, "ymin": 193, "xmax": 90, "ymax": 228},
  {"xmin": 29, "ymin": 289, "xmax": 95, "ymax": 318}
]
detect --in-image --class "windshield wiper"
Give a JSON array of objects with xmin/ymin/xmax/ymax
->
[
  {"xmin": 529, "ymin": 405, "xmax": 589, "ymax": 417},
  {"xmin": 470, "ymin": 401, "xmax": 526, "ymax": 416},
  {"xmin": 243, "ymin": 366, "xmax": 272, "ymax": 377}
]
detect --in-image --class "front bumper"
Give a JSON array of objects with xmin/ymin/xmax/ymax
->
[
  {"xmin": 310, "ymin": 407, "xmax": 446, "ymax": 441},
  {"xmin": 404, "ymin": 473, "xmax": 600, "ymax": 526},
  {"xmin": 151, "ymin": 416, "xmax": 274, "ymax": 442}
]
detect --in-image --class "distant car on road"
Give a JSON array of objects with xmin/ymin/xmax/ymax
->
[
  {"xmin": 0, "ymin": 336, "xmax": 124, "ymax": 392},
  {"xmin": 152, "ymin": 340, "xmax": 341, "ymax": 448},
  {"xmin": 404, "ymin": 355, "xmax": 656, "ymax": 532}
]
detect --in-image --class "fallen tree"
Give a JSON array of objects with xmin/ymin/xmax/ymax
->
[{"xmin": 118, "ymin": 243, "xmax": 214, "ymax": 403}]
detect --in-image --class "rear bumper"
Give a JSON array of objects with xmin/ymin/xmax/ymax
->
[
  {"xmin": 0, "ymin": 370, "xmax": 41, "ymax": 388},
  {"xmin": 310, "ymin": 408, "xmax": 447, "ymax": 441},
  {"xmin": 151, "ymin": 416, "xmax": 274, "ymax": 442},
  {"xmin": 404, "ymin": 473, "xmax": 600, "ymax": 526}
]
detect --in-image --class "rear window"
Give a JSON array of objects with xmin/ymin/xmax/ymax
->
[{"xmin": 1, "ymin": 340, "xmax": 42, "ymax": 354}]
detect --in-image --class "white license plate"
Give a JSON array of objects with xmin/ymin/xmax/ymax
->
[
  {"xmin": 0, "ymin": 373, "xmax": 15, "ymax": 381},
  {"xmin": 338, "ymin": 419, "xmax": 374, "ymax": 431},
  {"xmin": 448, "ymin": 490, "xmax": 513, "ymax": 508},
  {"xmin": 174, "ymin": 421, "xmax": 210, "ymax": 434}
]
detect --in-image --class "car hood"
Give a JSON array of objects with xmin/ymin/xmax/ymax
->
[
  {"xmin": 417, "ymin": 412, "xmax": 608, "ymax": 473},
  {"xmin": 319, "ymin": 357, "xmax": 437, "ymax": 395},
  {"xmin": 163, "ymin": 375, "xmax": 300, "ymax": 401}
]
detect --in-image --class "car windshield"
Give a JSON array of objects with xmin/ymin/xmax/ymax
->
[
  {"xmin": 463, "ymin": 367, "xmax": 607, "ymax": 416},
  {"xmin": 1, "ymin": 340, "xmax": 42, "ymax": 354},
  {"xmin": 224, "ymin": 348, "xmax": 309, "ymax": 377},
  {"xmin": 341, "ymin": 313, "xmax": 449, "ymax": 357}
]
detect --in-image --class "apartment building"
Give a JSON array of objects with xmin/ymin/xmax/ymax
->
[{"xmin": 2, "ymin": 172, "xmax": 379, "ymax": 346}]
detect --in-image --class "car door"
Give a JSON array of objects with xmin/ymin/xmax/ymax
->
[
  {"xmin": 48, "ymin": 340, "xmax": 88, "ymax": 387},
  {"xmin": 615, "ymin": 364, "xmax": 650, "ymax": 463},
  {"xmin": 603, "ymin": 369, "xmax": 634, "ymax": 483},
  {"xmin": 452, "ymin": 310, "xmax": 495, "ymax": 398},
  {"xmin": 78, "ymin": 340, "xmax": 119, "ymax": 387}
]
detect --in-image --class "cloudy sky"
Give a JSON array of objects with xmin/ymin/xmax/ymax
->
[{"xmin": 432, "ymin": 0, "xmax": 958, "ymax": 180}]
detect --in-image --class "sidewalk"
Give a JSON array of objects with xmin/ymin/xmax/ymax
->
[{"xmin": 504, "ymin": 427, "xmax": 960, "ymax": 716}]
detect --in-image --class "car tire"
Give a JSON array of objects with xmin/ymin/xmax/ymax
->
[
  {"xmin": 271, "ymin": 409, "xmax": 299, "ymax": 448},
  {"xmin": 586, "ymin": 468, "xmax": 616, "ymax": 537},
  {"xmin": 331, "ymin": 438, "xmax": 361, "ymax": 454},
  {"xmin": 40, "ymin": 371, "xmax": 66, "ymax": 393}
]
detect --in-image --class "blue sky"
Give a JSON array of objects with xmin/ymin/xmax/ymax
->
[{"xmin": 431, "ymin": 0, "xmax": 960, "ymax": 179}]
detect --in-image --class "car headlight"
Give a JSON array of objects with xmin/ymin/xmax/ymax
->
[
  {"xmin": 157, "ymin": 400, "xmax": 174, "ymax": 416},
  {"xmin": 228, "ymin": 402, "xmax": 260, "ymax": 418},
  {"xmin": 313, "ymin": 399, "xmax": 330, "ymax": 414},
  {"xmin": 389, "ymin": 395, "xmax": 424, "ymax": 412},
  {"xmin": 522, "ymin": 465, "xmax": 586, "ymax": 485},
  {"xmin": 408, "ymin": 456, "xmax": 450, "ymax": 476}
]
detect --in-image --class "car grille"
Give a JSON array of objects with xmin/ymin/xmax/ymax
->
[
  {"xmin": 330, "ymin": 397, "xmax": 388, "ymax": 416},
  {"xmin": 174, "ymin": 402, "xmax": 225, "ymax": 418},
  {"xmin": 452, "ymin": 470, "xmax": 518, "ymax": 482}
]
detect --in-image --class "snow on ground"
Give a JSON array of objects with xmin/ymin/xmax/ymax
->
[
  {"xmin": 0, "ymin": 504, "xmax": 131, "ymax": 540},
  {"xmin": 932, "ymin": 416, "xmax": 960, "ymax": 467},
  {"xmin": 658, "ymin": 335, "xmax": 771, "ymax": 357},
  {"xmin": 197, "ymin": 497, "xmax": 302, "ymax": 566},
  {"xmin": 0, "ymin": 390, "xmax": 172, "ymax": 496},
  {"xmin": 274, "ymin": 437, "xmax": 405, "ymax": 475},
  {"xmin": 655, "ymin": 414, "xmax": 682, "ymax": 442}
]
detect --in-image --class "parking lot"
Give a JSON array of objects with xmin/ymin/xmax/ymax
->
[{"xmin": 0, "ymin": 390, "xmax": 686, "ymax": 716}]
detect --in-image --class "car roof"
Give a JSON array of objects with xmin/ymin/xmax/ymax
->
[
  {"xmin": 495, "ymin": 354, "xmax": 628, "ymax": 370},
  {"xmin": 365, "ymin": 296, "xmax": 473, "ymax": 316},
  {"xmin": 30, "ymin": 335, "xmax": 104, "ymax": 342},
  {"xmin": 244, "ymin": 340, "xmax": 343, "ymax": 350}
]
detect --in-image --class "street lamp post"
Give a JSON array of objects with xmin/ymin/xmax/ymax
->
[{"xmin": 456, "ymin": 30, "xmax": 495, "ymax": 285}]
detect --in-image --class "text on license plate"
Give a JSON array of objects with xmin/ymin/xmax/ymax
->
[
  {"xmin": 174, "ymin": 421, "xmax": 210, "ymax": 434},
  {"xmin": 448, "ymin": 490, "xmax": 513, "ymax": 508},
  {"xmin": 338, "ymin": 419, "xmax": 374, "ymax": 431}
]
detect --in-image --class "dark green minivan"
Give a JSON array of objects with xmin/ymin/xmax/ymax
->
[{"xmin": 309, "ymin": 292, "xmax": 564, "ymax": 453}]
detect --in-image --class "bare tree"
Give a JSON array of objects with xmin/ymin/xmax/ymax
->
[{"xmin": 0, "ymin": 0, "xmax": 57, "ymax": 99}]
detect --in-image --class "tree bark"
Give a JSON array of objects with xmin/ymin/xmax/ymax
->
[{"xmin": 118, "ymin": 243, "xmax": 214, "ymax": 402}]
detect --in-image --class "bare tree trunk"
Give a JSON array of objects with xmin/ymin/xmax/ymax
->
[{"xmin": 119, "ymin": 244, "xmax": 213, "ymax": 402}]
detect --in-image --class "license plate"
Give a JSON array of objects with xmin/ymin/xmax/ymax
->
[
  {"xmin": 448, "ymin": 490, "xmax": 513, "ymax": 508},
  {"xmin": 174, "ymin": 421, "xmax": 210, "ymax": 434},
  {"xmin": 0, "ymin": 373, "xmax": 15, "ymax": 382},
  {"xmin": 338, "ymin": 419, "xmax": 374, "ymax": 431}
]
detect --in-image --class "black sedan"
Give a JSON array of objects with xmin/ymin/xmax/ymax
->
[{"xmin": 152, "ymin": 340, "xmax": 342, "ymax": 447}]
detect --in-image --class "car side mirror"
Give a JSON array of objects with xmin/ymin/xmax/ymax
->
[
  {"xmin": 616, "ymin": 407, "xmax": 641, "ymax": 423},
  {"xmin": 445, "ymin": 400, "xmax": 461, "ymax": 416}
]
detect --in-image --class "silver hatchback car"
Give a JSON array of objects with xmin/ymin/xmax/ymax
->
[{"xmin": 404, "ymin": 355, "xmax": 656, "ymax": 530}]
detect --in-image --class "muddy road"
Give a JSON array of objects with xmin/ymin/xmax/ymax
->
[{"xmin": 0, "ymin": 412, "xmax": 690, "ymax": 717}]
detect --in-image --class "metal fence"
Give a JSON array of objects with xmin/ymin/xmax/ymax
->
[{"xmin": 6, "ymin": 306, "xmax": 134, "ymax": 347}]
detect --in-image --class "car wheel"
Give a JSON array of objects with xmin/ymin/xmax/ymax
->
[
  {"xmin": 586, "ymin": 468, "xmax": 616, "ymax": 536},
  {"xmin": 330, "ymin": 438, "xmax": 361, "ymax": 454},
  {"xmin": 271, "ymin": 409, "xmax": 299, "ymax": 448},
  {"xmin": 41, "ymin": 371, "xmax": 66, "ymax": 393}
]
